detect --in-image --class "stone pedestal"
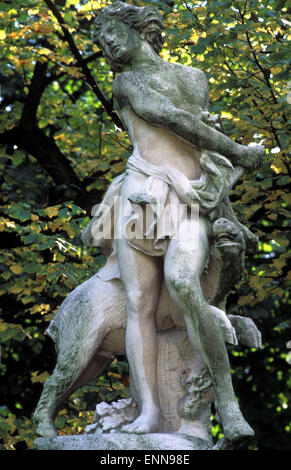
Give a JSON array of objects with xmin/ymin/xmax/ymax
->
[{"xmin": 33, "ymin": 433, "xmax": 212, "ymax": 451}]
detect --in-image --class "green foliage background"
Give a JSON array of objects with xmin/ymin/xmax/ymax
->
[{"xmin": 0, "ymin": 0, "xmax": 290, "ymax": 450}]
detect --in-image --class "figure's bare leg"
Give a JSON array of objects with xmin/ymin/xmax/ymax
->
[
  {"xmin": 164, "ymin": 215, "xmax": 254, "ymax": 443},
  {"xmin": 117, "ymin": 235, "xmax": 163, "ymax": 434}
]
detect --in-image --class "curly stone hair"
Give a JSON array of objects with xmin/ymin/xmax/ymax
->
[{"xmin": 93, "ymin": 1, "xmax": 165, "ymax": 55}]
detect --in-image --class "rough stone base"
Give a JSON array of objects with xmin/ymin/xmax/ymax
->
[{"xmin": 33, "ymin": 433, "xmax": 212, "ymax": 451}]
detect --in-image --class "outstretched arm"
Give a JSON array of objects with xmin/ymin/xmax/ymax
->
[{"xmin": 113, "ymin": 73, "xmax": 264, "ymax": 172}]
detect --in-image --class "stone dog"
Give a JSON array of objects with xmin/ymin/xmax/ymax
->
[{"xmin": 33, "ymin": 218, "xmax": 261, "ymax": 438}]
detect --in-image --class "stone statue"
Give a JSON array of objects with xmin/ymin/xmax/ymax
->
[{"xmin": 33, "ymin": 2, "xmax": 264, "ymax": 451}]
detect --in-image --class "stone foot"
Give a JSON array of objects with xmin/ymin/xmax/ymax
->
[
  {"xmin": 216, "ymin": 403, "xmax": 254, "ymax": 447},
  {"xmin": 33, "ymin": 416, "xmax": 58, "ymax": 438},
  {"xmin": 213, "ymin": 417, "xmax": 254, "ymax": 450},
  {"xmin": 213, "ymin": 432, "xmax": 253, "ymax": 451},
  {"xmin": 121, "ymin": 412, "xmax": 161, "ymax": 434},
  {"xmin": 223, "ymin": 416, "xmax": 254, "ymax": 444}
]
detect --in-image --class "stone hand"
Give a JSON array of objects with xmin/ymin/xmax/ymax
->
[{"xmin": 236, "ymin": 145, "xmax": 265, "ymax": 173}]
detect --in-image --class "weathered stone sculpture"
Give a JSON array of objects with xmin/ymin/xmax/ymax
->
[{"xmin": 33, "ymin": 2, "xmax": 264, "ymax": 450}]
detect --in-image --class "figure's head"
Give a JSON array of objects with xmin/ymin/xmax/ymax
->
[{"xmin": 93, "ymin": 1, "xmax": 164, "ymax": 71}]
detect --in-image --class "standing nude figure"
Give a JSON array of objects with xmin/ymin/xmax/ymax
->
[{"xmin": 91, "ymin": 2, "xmax": 264, "ymax": 444}]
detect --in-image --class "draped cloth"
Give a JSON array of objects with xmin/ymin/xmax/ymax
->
[{"xmin": 83, "ymin": 151, "xmax": 254, "ymax": 281}]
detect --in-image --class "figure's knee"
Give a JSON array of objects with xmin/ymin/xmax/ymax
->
[
  {"xmin": 126, "ymin": 288, "xmax": 155, "ymax": 318},
  {"xmin": 165, "ymin": 267, "xmax": 200, "ymax": 302}
]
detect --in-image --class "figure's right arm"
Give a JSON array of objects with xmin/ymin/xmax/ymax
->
[{"xmin": 113, "ymin": 73, "xmax": 264, "ymax": 172}]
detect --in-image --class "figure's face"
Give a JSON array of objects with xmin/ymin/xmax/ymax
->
[{"xmin": 98, "ymin": 19, "xmax": 140, "ymax": 70}]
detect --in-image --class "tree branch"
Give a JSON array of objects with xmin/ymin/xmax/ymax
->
[
  {"xmin": 44, "ymin": 0, "xmax": 124, "ymax": 130},
  {"xmin": 20, "ymin": 61, "xmax": 48, "ymax": 131},
  {"xmin": 0, "ymin": 126, "xmax": 104, "ymax": 210},
  {"xmin": 1, "ymin": 38, "xmax": 107, "ymax": 210},
  {"xmin": 44, "ymin": 51, "xmax": 103, "ymax": 85},
  {"xmin": 236, "ymin": 3, "xmax": 288, "ymax": 125},
  {"xmin": 0, "ymin": 127, "xmax": 80, "ymax": 188}
]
